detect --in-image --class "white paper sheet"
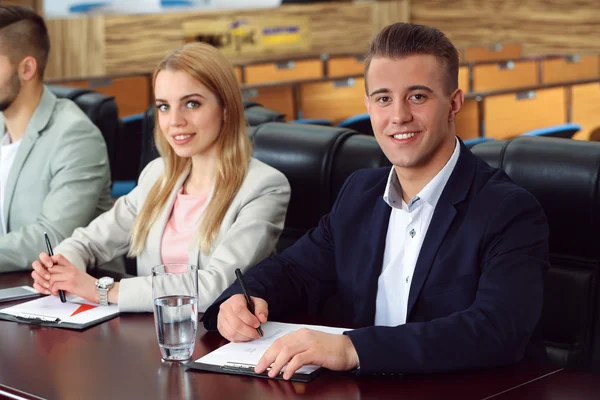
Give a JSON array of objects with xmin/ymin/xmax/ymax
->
[
  {"xmin": 0, "ymin": 294, "xmax": 119, "ymax": 325},
  {"xmin": 196, "ymin": 321, "xmax": 351, "ymax": 374}
]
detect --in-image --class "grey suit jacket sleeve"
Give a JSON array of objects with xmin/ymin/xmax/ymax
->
[
  {"xmin": 0, "ymin": 125, "xmax": 110, "ymax": 272},
  {"xmin": 54, "ymin": 161, "xmax": 159, "ymax": 271},
  {"xmin": 117, "ymin": 160, "xmax": 291, "ymax": 312}
]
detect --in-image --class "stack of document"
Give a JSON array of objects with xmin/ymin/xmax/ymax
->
[
  {"xmin": 187, "ymin": 321, "xmax": 351, "ymax": 382},
  {"xmin": 0, "ymin": 295, "xmax": 119, "ymax": 329}
]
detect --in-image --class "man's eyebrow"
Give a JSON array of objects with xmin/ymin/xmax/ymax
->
[
  {"xmin": 368, "ymin": 86, "xmax": 434, "ymax": 97},
  {"xmin": 368, "ymin": 88, "xmax": 391, "ymax": 97},
  {"xmin": 408, "ymin": 85, "xmax": 434, "ymax": 93}
]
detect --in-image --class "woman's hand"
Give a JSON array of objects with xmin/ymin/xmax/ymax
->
[
  {"xmin": 33, "ymin": 253, "xmax": 98, "ymax": 303},
  {"xmin": 31, "ymin": 252, "xmax": 56, "ymax": 295}
]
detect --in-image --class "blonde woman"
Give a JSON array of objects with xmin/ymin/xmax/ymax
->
[{"xmin": 30, "ymin": 43, "xmax": 291, "ymax": 312}]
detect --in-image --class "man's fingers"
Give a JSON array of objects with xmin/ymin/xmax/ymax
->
[
  {"xmin": 252, "ymin": 297, "xmax": 269, "ymax": 321},
  {"xmin": 232, "ymin": 302, "xmax": 262, "ymax": 329},
  {"xmin": 283, "ymin": 353, "xmax": 309, "ymax": 380},
  {"xmin": 220, "ymin": 313, "xmax": 257, "ymax": 343},
  {"xmin": 266, "ymin": 344, "xmax": 300, "ymax": 378}
]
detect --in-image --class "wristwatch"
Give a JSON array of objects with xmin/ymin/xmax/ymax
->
[{"xmin": 95, "ymin": 277, "xmax": 115, "ymax": 306}]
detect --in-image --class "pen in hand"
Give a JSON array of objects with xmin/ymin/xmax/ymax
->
[
  {"xmin": 234, "ymin": 268, "xmax": 263, "ymax": 337},
  {"xmin": 44, "ymin": 232, "xmax": 66, "ymax": 303}
]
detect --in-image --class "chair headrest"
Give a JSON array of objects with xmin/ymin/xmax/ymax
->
[
  {"xmin": 471, "ymin": 137, "xmax": 600, "ymax": 260},
  {"xmin": 251, "ymin": 122, "xmax": 356, "ymax": 231}
]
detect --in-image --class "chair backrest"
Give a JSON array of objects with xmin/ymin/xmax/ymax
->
[
  {"xmin": 521, "ymin": 123, "xmax": 581, "ymax": 139},
  {"xmin": 337, "ymin": 113, "xmax": 373, "ymax": 135},
  {"xmin": 244, "ymin": 104, "xmax": 286, "ymax": 126},
  {"xmin": 47, "ymin": 85, "xmax": 119, "ymax": 180},
  {"xmin": 251, "ymin": 123, "xmax": 358, "ymax": 251},
  {"xmin": 471, "ymin": 137, "xmax": 600, "ymax": 370}
]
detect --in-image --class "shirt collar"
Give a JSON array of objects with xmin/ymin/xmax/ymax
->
[{"xmin": 383, "ymin": 137, "xmax": 461, "ymax": 210}]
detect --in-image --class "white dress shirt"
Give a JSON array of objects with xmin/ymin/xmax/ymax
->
[
  {"xmin": 375, "ymin": 138, "xmax": 461, "ymax": 326},
  {"xmin": 0, "ymin": 133, "xmax": 22, "ymax": 235}
]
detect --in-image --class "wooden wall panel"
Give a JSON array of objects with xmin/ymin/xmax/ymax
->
[
  {"xmin": 45, "ymin": 17, "xmax": 106, "ymax": 80},
  {"xmin": 412, "ymin": 0, "xmax": 600, "ymax": 56},
  {"xmin": 571, "ymin": 83, "xmax": 600, "ymax": 141},
  {"xmin": 245, "ymin": 59, "xmax": 322, "ymax": 84},
  {"xmin": 242, "ymin": 86, "xmax": 296, "ymax": 121},
  {"xmin": 542, "ymin": 55, "xmax": 600, "ymax": 84},
  {"xmin": 458, "ymin": 66, "xmax": 469, "ymax": 92},
  {"xmin": 2, "ymin": 0, "xmax": 43, "ymax": 14},
  {"xmin": 484, "ymin": 87, "xmax": 566, "ymax": 139},
  {"xmin": 455, "ymin": 99, "xmax": 479, "ymax": 140},
  {"xmin": 463, "ymin": 43, "xmax": 522, "ymax": 63},
  {"xmin": 328, "ymin": 56, "xmax": 365, "ymax": 78},
  {"xmin": 102, "ymin": 1, "xmax": 409, "ymax": 76},
  {"xmin": 58, "ymin": 75, "xmax": 151, "ymax": 118},
  {"xmin": 473, "ymin": 61, "xmax": 538, "ymax": 92},
  {"xmin": 300, "ymin": 77, "xmax": 366, "ymax": 123}
]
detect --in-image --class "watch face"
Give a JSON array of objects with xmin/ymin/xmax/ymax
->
[{"xmin": 97, "ymin": 277, "xmax": 114, "ymax": 289}]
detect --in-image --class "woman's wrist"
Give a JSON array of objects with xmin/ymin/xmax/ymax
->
[{"xmin": 108, "ymin": 282, "xmax": 119, "ymax": 304}]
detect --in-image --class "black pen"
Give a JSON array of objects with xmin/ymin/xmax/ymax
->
[
  {"xmin": 235, "ymin": 268, "xmax": 263, "ymax": 337},
  {"xmin": 44, "ymin": 232, "xmax": 66, "ymax": 303}
]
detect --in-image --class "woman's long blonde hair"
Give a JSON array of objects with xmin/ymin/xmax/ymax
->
[{"xmin": 129, "ymin": 42, "xmax": 252, "ymax": 256}]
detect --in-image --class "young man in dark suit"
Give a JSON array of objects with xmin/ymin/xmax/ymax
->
[{"xmin": 203, "ymin": 23, "xmax": 550, "ymax": 378}]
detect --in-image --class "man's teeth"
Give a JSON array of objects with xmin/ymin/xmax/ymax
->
[
  {"xmin": 174, "ymin": 134, "xmax": 193, "ymax": 140},
  {"xmin": 393, "ymin": 132, "xmax": 416, "ymax": 140}
]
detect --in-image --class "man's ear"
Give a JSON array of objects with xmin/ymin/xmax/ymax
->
[
  {"xmin": 19, "ymin": 56, "xmax": 38, "ymax": 81},
  {"xmin": 448, "ymin": 88, "xmax": 464, "ymax": 123}
]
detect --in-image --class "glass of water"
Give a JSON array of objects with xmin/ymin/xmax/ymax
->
[{"xmin": 152, "ymin": 264, "xmax": 199, "ymax": 361}]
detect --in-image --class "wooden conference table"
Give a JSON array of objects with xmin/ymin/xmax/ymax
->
[{"xmin": 1, "ymin": 272, "xmax": 598, "ymax": 400}]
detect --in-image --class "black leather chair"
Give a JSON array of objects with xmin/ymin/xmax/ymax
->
[
  {"xmin": 250, "ymin": 123, "xmax": 386, "ymax": 251},
  {"xmin": 471, "ymin": 137, "xmax": 600, "ymax": 370},
  {"xmin": 47, "ymin": 85, "xmax": 120, "ymax": 180}
]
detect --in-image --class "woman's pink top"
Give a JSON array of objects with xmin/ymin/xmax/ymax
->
[{"xmin": 160, "ymin": 187, "xmax": 209, "ymax": 264}]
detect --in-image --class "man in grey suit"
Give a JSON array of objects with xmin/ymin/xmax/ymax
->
[{"xmin": 0, "ymin": 6, "xmax": 112, "ymax": 272}]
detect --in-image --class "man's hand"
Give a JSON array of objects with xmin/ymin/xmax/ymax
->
[
  {"xmin": 255, "ymin": 329, "xmax": 359, "ymax": 380},
  {"xmin": 217, "ymin": 294, "xmax": 269, "ymax": 342}
]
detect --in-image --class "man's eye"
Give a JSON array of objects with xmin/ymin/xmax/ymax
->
[
  {"xmin": 377, "ymin": 96, "xmax": 391, "ymax": 103},
  {"xmin": 410, "ymin": 94, "xmax": 427, "ymax": 102}
]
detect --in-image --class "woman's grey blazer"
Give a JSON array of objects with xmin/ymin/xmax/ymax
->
[{"xmin": 55, "ymin": 157, "xmax": 291, "ymax": 312}]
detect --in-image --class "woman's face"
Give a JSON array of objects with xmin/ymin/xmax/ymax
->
[{"xmin": 154, "ymin": 69, "xmax": 223, "ymax": 159}]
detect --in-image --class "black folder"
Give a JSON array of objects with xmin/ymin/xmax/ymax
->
[
  {"xmin": 0, "ymin": 311, "xmax": 119, "ymax": 330},
  {"xmin": 185, "ymin": 360, "xmax": 324, "ymax": 383}
]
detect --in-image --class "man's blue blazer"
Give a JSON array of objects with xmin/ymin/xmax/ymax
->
[{"xmin": 204, "ymin": 140, "xmax": 550, "ymax": 375}]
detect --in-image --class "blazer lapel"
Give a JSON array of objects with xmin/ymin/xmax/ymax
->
[
  {"xmin": 357, "ymin": 174, "xmax": 392, "ymax": 324},
  {"xmin": 2, "ymin": 87, "xmax": 55, "ymax": 225},
  {"xmin": 406, "ymin": 141, "xmax": 477, "ymax": 319},
  {"xmin": 146, "ymin": 167, "xmax": 190, "ymax": 264}
]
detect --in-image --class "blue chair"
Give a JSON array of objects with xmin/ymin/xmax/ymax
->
[
  {"xmin": 111, "ymin": 181, "xmax": 136, "ymax": 198},
  {"xmin": 463, "ymin": 137, "xmax": 494, "ymax": 149},
  {"xmin": 521, "ymin": 123, "xmax": 581, "ymax": 139},
  {"xmin": 291, "ymin": 119, "xmax": 333, "ymax": 126},
  {"xmin": 337, "ymin": 113, "xmax": 373, "ymax": 135}
]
